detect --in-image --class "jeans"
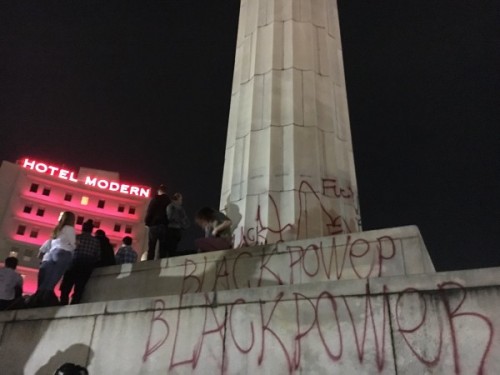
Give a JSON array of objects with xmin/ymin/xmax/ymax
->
[
  {"xmin": 165, "ymin": 227, "xmax": 183, "ymax": 257},
  {"xmin": 59, "ymin": 263, "xmax": 94, "ymax": 305},
  {"xmin": 37, "ymin": 249, "xmax": 73, "ymax": 292},
  {"xmin": 147, "ymin": 224, "xmax": 167, "ymax": 260}
]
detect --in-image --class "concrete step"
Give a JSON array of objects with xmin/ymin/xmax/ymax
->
[
  {"xmin": 0, "ymin": 267, "xmax": 498, "ymax": 374},
  {"xmin": 82, "ymin": 225, "xmax": 435, "ymax": 303}
]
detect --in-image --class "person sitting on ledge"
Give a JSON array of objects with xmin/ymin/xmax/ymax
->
[
  {"xmin": 0, "ymin": 257, "xmax": 23, "ymax": 310},
  {"xmin": 115, "ymin": 236, "xmax": 138, "ymax": 264},
  {"xmin": 94, "ymin": 230, "xmax": 116, "ymax": 267},
  {"xmin": 194, "ymin": 207, "xmax": 232, "ymax": 252}
]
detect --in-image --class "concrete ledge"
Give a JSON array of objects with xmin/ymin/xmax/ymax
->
[
  {"xmin": 0, "ymin": 267, "xmax": 498, "ymax": 374},
  {"xmin": 82, "ymin": 225, "xmax": 435, "ymax": 303}
]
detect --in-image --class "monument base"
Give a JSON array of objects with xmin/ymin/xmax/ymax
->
[
  {"xmin": 82, "ymin": 225, "xmax": 434, "ymax": 303},
  {"xmin": 0, "ymin": 226, "xmax": 498, "ymax": 374}
]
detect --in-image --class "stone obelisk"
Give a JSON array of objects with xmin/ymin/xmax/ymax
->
[{"xmin": 221, "ymin": 0, "xmax": 361, "ymax": 247}]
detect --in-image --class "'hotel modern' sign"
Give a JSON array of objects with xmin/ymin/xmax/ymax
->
[{"xmin": 21, "ymin": 158, "xmax": 151, "ymax": 198}]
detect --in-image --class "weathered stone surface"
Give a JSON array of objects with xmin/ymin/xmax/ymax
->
[
  {"xmin": 0, "ymin": 268, "xmax": 498, "ymax": 374},
  {"xmin": 81, "ymin": 226, "xmax": 434, "ymax": 303},
  {"xmin": 221, "ymin": 0, "xmax": 361, "ymax": 246}
]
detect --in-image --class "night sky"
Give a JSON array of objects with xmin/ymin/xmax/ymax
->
[{"xmin": 0, "ymin": 1, "xmax": 498, "ymax": 271}]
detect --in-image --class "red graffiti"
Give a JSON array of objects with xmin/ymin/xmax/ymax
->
[
  {"xmin": 236, "ymin": 194, "xmax": 293, "ymax": 248},
  {"xmin": 143, "ymin": 299, "xmax": 170, "ymax": 362},
  {"xmin": 395, "ymin": 283, "xmax": 495, "ymax": 375},
  {"xmin": 296, "ymin": 180, "xmax": 355, "ymax": 239},
  {"xmin": 233, "ymin": 178, "xmax": 359, "ymax": 247},
  {"xmin": 142, "ymin": 282, "xmax": 495, "ymax": 375}
]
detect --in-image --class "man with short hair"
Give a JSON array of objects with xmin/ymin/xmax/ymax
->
[
  {"xmin": 144, "ymin": 184, "xmax": 171, "ymax": 260},
  {"xmin": 0, "ymin": 257, "xmax": 23, "ymax": 310},
  {"xmin": 115, "ymin": 236, "xmax": 138, "ymax": 264},
  {"xmin": 59, "ymin": 219, "xmax": 100, "ymax": 305}
]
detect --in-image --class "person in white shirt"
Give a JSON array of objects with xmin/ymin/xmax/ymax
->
[
  {"xmin": 0, "ymin": 257, "xmax": 23, "ymax": 310},
  {"xmin": 37, "ymin": 211, "xmax": 76, "ymax": 294}
]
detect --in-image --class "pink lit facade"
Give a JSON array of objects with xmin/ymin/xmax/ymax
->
[{"xmin": 0, "ymin": 159, "xmax": 150, "ymax": 294}]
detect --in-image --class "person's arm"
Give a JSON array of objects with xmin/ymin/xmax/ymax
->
[
  {"xmin": 212, "ymin": 218, "xmax": 232, "ymax": 237},
  {"xmin": 144, "ymin": 199, "xmax": 156, "ymax": 226},
  {"xmin": 166, "ymin": 204, "xmax": 175, "ymax": 222},
  {"xmin": 15, "ymin": 275, "xmax": 23, "ymax": 298},
  {"xmin": 38, "ymin": 239, "xmax": 52, "ymax": 259},
  {"xmin": 60, "ymin": 226, "xmax": 77, "ymax": 250},
  {"xmin": 180, "ymin": 208, "xmax": 190, "ymax": 229}
]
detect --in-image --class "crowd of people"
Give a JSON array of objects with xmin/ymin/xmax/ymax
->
[{"xmin": 0, "ymin": 184, "xmax": 233, "ymax": 310}]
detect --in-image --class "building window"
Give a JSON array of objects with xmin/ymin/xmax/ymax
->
[
  {"xmin": 29, "ymin": 228, "xmax": 39, "ymax": 238},
  {"xmin": 29, "ymin": 183, "xmax": 39, "ymax": 193},
  {"xmin": 16, "ymin": 225, "xmax": 26, "ymax": 236},
  {"xmin": 125, "ymin": 225, "xmax": 132, "ymax": 234},
  {"xmin": 97, "ymin": 200, "xmax": 105, "ymax": 209},
  {"xmin": 113, "ymin": 224, "xmax": 121, "ymax": 232},
  {"xmin": 23, "ymin": 248, "xmax": 35, "ymax": 259},
  {"xmin": 36, "ymin": 208, "xmax": 45, "ymax": 217},
  {"xmin": 81, "ymin": 196, "xmax": 89, "ymax": 206},
  {"xmin": 23, "ymin": 205, "xmax": 33, "ymax": 214},
  {"xmin": 76, "ymin": 216, "xmax": 84, "ymax": 225},
  {"xmin": 42, "ymin": 187, "xmax": 51, "ymax": 196},
  {"xmin": 128, "ymin": 207, "xmax": 136, "ymax": 215},
  {"xmin": 64, "ymin": 193, "xmax": 73, "ymax": 202},
  {"xmin": 93, "ymin": 220, "xmax": 101, "ymax": 229},
  {"xmin": 117, "ymin": 205, "xmax": 125, "ymax": 213}
]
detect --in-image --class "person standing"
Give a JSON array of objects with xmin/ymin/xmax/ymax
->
[
  {"xmin": 37, "ymin": 211, "xmax": 76, "ymax": 294},
  {"xmin": 0, "ymin": 257, "xmax": 23, "ymax": 310},
  {"xmin": 59, "ymin": 220, "xmax": 100, "ymax": 305},
  {"xmin": 144, "ymin": 184, "xmax": 170, "ymax": 260},
  {"xmin": 194, "ymin": 207, "xmax": 232, "ymax": 252},
  {"xmin": 166, "ymin": 193, "xmax": 190, "ymax": 257},
  {"xmin": 94, "ymin": 230, "xmax": 116, "ymax": 267},
  {"xmin": 115, "ymin": 236, "xmax": 138, "ymax": 264}
]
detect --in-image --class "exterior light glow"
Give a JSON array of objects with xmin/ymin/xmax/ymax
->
[{"xmin": 21, "ymin": 158, "xmax": 150, "ymax": 198}]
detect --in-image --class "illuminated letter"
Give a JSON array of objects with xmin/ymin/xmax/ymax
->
[
  {"xmin": 35, "ymin": 163, "xmax": 48, "ymax": 173},
  {"xmin": 85, "ymin": 176, "xmax": 97, "ymax": 187},
  {"xmin": 110, "ymin": 182, "xmax": 120, "ymax": 191},
  {"xmin": 22, "ymin": 158, "xmax": 35, "ymax": 170},
  {"xmin": 140, "ymin": 188, "xmax": 150, "ymax": 198},
  {"xmin": 97, "ymin": 179, "xmax": 109, "ymax": 189},
  {"xmin": 69, "ymin": 172, "xmax": 78, "ymax": 182},
  {"xmin": 48, "ymin": 166, "xmax": 59, "ymax": 176},
  {"xmin": 130, "ymin": 187, "xmax": 139, "ymax": 196},
  {"xmin": 59, "ymin": 169, "xmax": 69, "ymax": 179},
  {"xmin": 120, "ymin": 184, "xmax": 130, "ymax": 194}
]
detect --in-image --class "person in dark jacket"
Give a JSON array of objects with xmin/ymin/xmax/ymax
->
[
  {"xmin": 144, "ymin": 184, "xmax": 171, "ymax": 260},
  {"xmin": 94, "ymin": 230, "xmax": 116, "ymax": 267},
  {"xmin": 59, "ymin": 219, "xmax": 100, "ymax": 305},
  {"xmin": 166, "ymin": 193, "xmax": 190, "ymax": 257}
]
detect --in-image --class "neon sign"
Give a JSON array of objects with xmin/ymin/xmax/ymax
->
[{"xmin": 21, "ymin": 158, "xmax": 151, "ymax": 198}]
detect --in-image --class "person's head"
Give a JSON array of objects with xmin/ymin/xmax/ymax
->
[
  {"xmin": 157, "ymin": 184, "xmax": 167, "ymax": 195},
  {"xmin": 82, "ymin": 219, "xmax": 94, "ymax": 234},
  {"xmin": 172, "ymin": 193, "xmax": 183, "ymax": 204},
  {"xmin": 122, "ymin": 236, "xmax": 132, "ymax": 246},
  {"xmin": 94, "ymin": 229, "xmax": 106, "ymax": 237},
  {"xmin": 4, "ymin": 257, "xmax": 18, "ymax": 270},
  {"xmin": 59, "ymin": 211, "xmax": 76, "ymax": 227},
  {"xmin": 53, "ymin": 211, "xmax": 76, "ymax": 238},
  {"xmin": 54, "ymin": 363, "xmax": 88, "ymax": 375},
  {"xmin": 195, "ymin": 207, "xmax": 216, "ymax": 227}
]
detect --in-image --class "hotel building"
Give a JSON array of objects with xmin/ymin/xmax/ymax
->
[{"xmin": 0, "ymin": 157, "xmax": 151, "ymax": 293}]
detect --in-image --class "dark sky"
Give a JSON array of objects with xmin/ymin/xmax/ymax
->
[{"xmin": 0, "ymin": 1, "xmax": 498, "ymax": 271}]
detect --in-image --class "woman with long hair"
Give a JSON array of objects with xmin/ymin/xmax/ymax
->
[{"xmin": 37, "ymin": 211, "xmax": 76, "ymax": 294}]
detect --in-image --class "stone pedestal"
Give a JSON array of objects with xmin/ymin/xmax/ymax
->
[{"xmin": 221, "ymin": 0, "xmax": 361, "ymax": 246}]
